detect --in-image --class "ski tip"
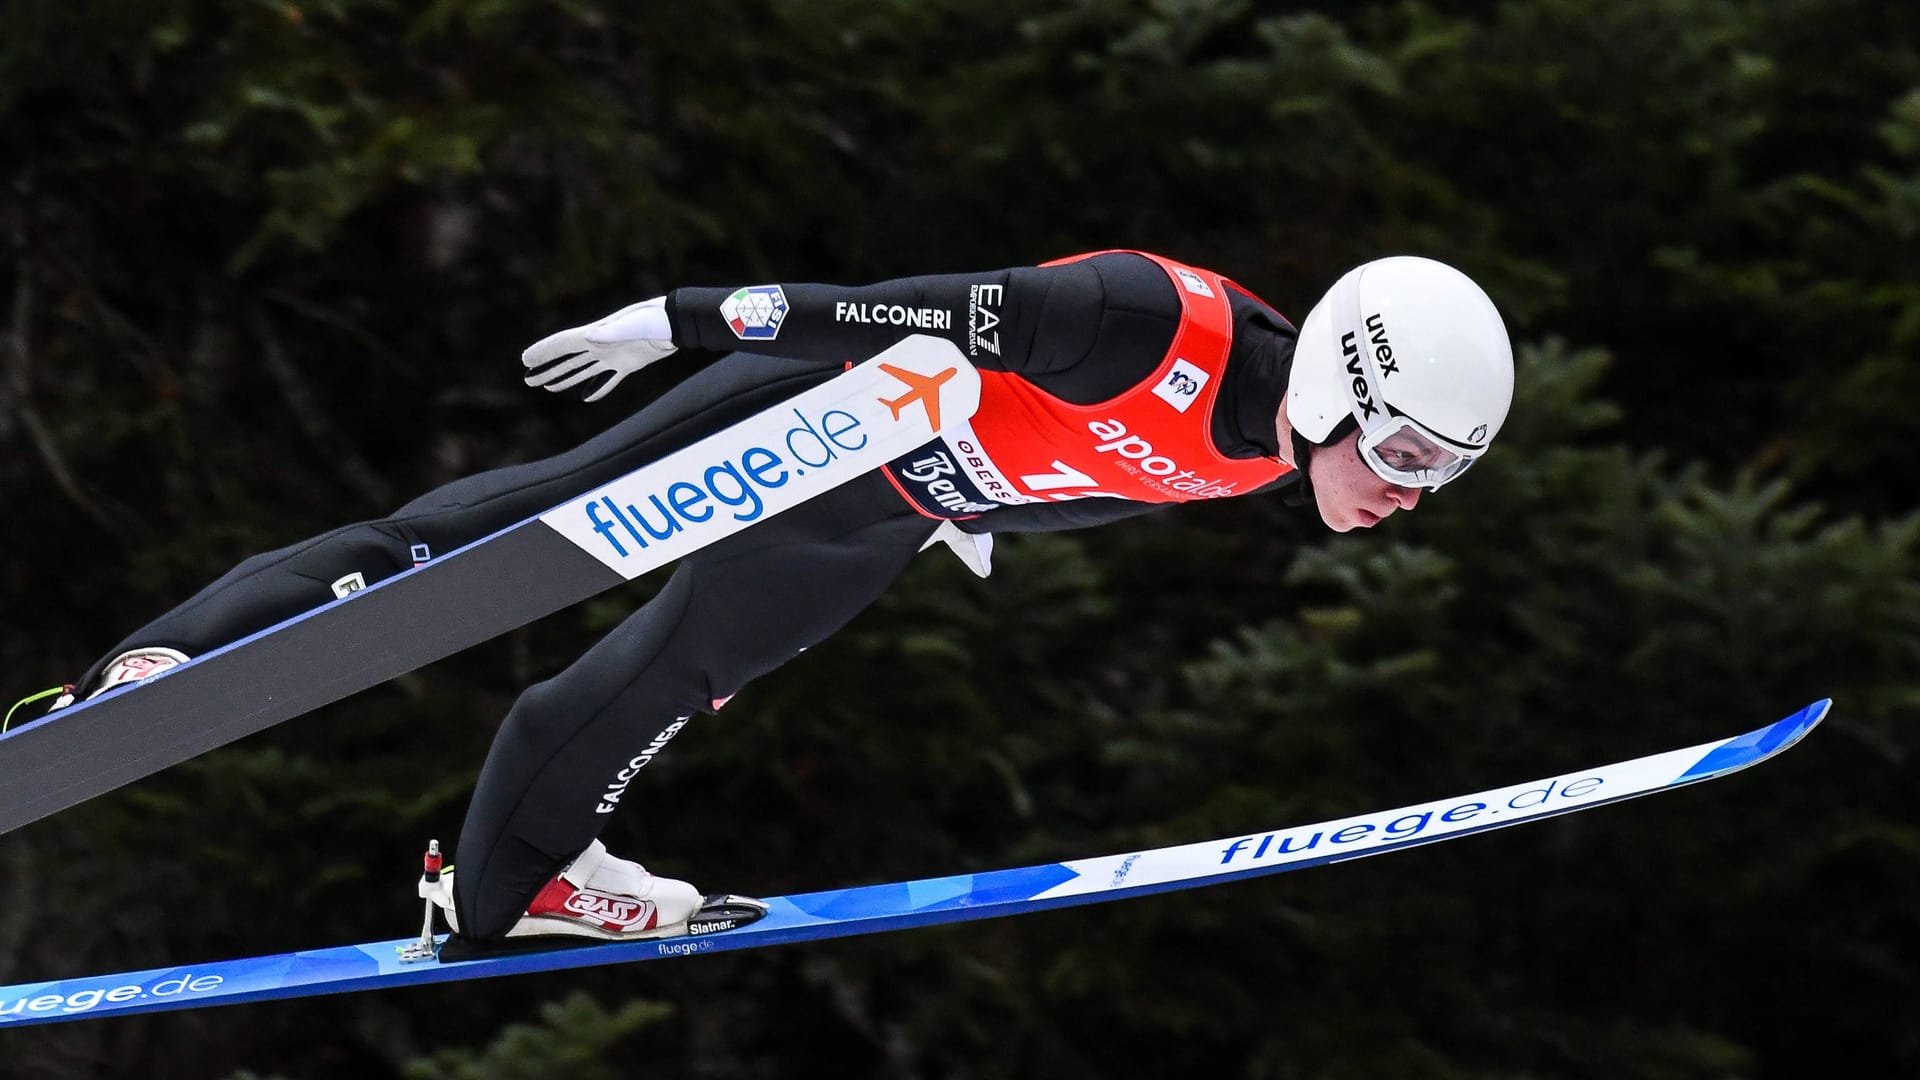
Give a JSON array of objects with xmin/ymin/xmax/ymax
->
[
  {"xmin": 1679, "ymin": 698, "xmax": 1831, "ymax": 781},
  {"xmin": 1765, "ymin": 697, "xmax": 1831, "ymax": 751}
]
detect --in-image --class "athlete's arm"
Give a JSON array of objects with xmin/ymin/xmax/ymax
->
[
  {"xmin": 521, "ymin": 254, "xmax": 1182, "ymax": 403},
  {"xmin": 665, "ymin": 253, "xmax": 1180, "ymax": 397}
]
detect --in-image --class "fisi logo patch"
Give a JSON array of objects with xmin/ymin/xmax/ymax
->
[{"xmin": 721, "ymin": 285, "xmax": 789, "ymax": 340}]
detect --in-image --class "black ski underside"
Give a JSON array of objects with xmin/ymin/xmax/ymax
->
[{"xmin": 0, "ymin": 521, "xmax": 620, "ymax": 835}]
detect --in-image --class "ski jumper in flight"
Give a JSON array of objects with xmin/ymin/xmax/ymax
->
[{"xmin": 51, "ymin": 250, "xmax": 1514, "ymax": 947}]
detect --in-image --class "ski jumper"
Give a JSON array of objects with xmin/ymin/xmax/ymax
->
[{"xmin": 78, "ymin": 252, "xmax": 1302, "ymax": 941}]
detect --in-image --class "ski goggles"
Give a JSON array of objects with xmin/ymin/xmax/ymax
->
[
  {"xmin": 1332, "ymin": 272, "xmax": 1486, "ymax": 491},
  {"xmin": 1357, "ymin": 414, "xmax": 1479, "ymax": 490}
]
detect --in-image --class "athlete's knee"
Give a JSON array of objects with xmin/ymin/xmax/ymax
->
[{"xmin": 454, "ymin": 839, "xmax": 564, "ymax": 942}]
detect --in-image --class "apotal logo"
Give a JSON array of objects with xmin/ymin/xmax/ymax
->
[{"xmin": 1085, "ymin": 418, "xmax": 1238, "ymax": 497}]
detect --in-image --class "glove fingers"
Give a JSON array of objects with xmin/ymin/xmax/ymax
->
[
  {"xmin": 539, "ymin": 361, "xmax": 614, "ymax": 393},
  {"xmin": 581, "ymin": 369, "xmax": 634, "ymax": 403},
  {"xmin": 523, "ymin": 355, "xmax": 599, "ymax": 389},
  {"xmin": 522, "ymin": 327, "xmax": 593, "ymax": 370}
]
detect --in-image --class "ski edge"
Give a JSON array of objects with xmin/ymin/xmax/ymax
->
[{"xmin": 0, "ymin": 699, "xmax": 1829, "ymax": 1027}]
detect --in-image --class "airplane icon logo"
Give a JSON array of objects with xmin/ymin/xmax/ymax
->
[{"xmin": 877, "ymin": 363, "xmax": 959, "ymax": 431}]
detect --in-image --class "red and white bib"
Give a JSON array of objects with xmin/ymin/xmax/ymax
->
[{"xmin": 883, "ymin": 251, "xmax": 1293, "ymax": 519}]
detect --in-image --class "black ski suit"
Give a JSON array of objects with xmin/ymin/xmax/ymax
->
[{"xmin": 79, "ymin": 252, "xmax": 1302, "ymax": 940}]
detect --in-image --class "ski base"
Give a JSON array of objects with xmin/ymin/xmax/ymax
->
[{"xmin": 0, "ymin": 699, "xmax": 1828, "ymax": 1027}]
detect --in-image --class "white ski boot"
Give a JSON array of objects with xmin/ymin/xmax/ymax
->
[
  {"xmin": 48, "ymin": 646, "xmax": 192, "ymax": 711},
  {"xmin": 409, "ymin": 838, "xmax": 767, "ymax": 961}
]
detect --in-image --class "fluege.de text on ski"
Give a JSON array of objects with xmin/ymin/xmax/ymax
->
[
  {"xmin": 1220, "ymin": 773, "xmax": 1607, "ymax": 865},
  {"xmin": 581, "ymin": 405, "xmax": 869, "ymax": 559}
]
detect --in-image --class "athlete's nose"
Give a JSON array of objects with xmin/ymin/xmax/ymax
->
[{"xmin": 1388, "ymin": 485, "xmax": 1422, "ymax": 511}]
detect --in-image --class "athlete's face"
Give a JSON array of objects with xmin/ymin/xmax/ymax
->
[{"xmin": 1308, "ymin": 426, "xmax": 1423, "ymax": 531}]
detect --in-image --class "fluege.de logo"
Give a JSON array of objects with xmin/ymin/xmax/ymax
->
[
  {"xmin": 1218, "ymin": 772, "xmax": 1609, "ymax": 866},
  {"xmin": 2, "ymin": 972, "xmax": 225, "ymax": 1019},
  {"xmin": 551, "ymin": 350, "xmax": 970, "ymax": 574},
  {"xmin": 581, "ymin": 404, "xmax": 870, "ymax": 559}
]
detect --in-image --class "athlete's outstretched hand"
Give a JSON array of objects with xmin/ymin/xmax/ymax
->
[{"xmin": 521, "ymin": 297, "xmax": 678, "ymax": 402}]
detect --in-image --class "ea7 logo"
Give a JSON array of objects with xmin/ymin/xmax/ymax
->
[{"xmin": 968, "ymin": 284, "xmax": 1003, "ymax": 357}]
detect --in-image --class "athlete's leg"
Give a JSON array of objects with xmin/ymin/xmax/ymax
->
[
  {"xmin": 452, "ymin": 472, "xmax": 939, "ymax": 941},
  {"xmin": 72, "ymin": 356, "xmax": 838, "ymax": 693}
]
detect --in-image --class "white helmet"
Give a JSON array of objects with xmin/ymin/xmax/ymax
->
[{"xmin": 1288, "ymin": 256, "xmax": 1513, "ymax": 490}]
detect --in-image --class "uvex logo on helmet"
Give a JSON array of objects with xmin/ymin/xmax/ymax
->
[
  {"xmin": 1340, "ymin": 331, "xmax": 1380, "ymax": 422},
  {"xmin": 1365, "ymin": 312, "xmax": 1399, "ymax": 377},
  {"xmin": 1341, "ymin": 312, "xmax": 1401, "ymax": 424}
]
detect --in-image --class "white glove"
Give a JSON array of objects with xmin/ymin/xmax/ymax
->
[{"xmin": 521, "ymin": 297, "xmax": 679, "ymax": 402}]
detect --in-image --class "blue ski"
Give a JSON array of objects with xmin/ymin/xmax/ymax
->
[{"xmin": 0, "ymin": 699, "xmax": 1828, "ymax": 1027}]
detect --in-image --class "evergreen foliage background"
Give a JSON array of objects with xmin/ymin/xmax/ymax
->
[{"xmin": 1, "ymin": 1, "xmax": 1914, "ymax": 1076}]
